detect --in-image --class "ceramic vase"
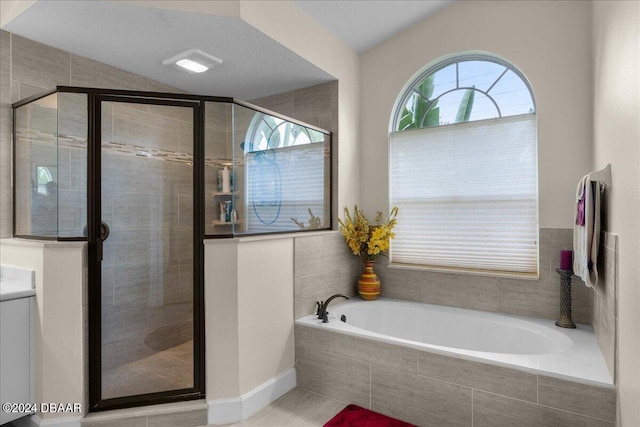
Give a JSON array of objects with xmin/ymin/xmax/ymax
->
[{"xmin": 358, "ymin": 260, "xmax": 380, "ymax": 300}]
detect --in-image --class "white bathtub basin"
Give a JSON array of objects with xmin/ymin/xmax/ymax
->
[{"xmin": 296, "ymin": 297, "xmax": 613, "ymax": 386}]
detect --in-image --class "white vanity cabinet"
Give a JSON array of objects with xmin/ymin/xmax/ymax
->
[{"xmin": 0, "ymin": 267, "xmax": 35, "ymax": 425}]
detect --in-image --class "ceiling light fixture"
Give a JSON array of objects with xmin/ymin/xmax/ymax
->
[{"xmin": 162, "ymin": 49, "xmax": 223, "ymax": 74}]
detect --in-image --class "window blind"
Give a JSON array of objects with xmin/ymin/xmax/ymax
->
[
  {"xmin": 245, "ymin": 142, "xmax": 329, "ymax": 233},
  {"xmin": 389, "ymin": 114, "xmax": 538, "ymax": 274}
]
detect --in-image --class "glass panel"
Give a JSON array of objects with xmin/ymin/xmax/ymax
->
[
  {"xmin": 204, "ymin": 101, "xmax": 233, "ymax": 236},
  {"xmin": 437, "ymin": 90, "xmax": 500, "ymax": 125},
  {"xmin": 58, "ymin": 92, "xmax": 88, "ymax": 238},
  {"xmin": 488, "ymin": 70, "xmax": 535, "ymax": 116},
  {"xmin": 234, "ymin": 106, "xmax": 331, "ymax": 235},
  {"xmin": 430, "ymin": 63, "xmax": 457, "ymax": 99},
  {"xmin": 458, "ymin": 60, "xmax": 507, "ymax": 92},
  {"xmin": 14, "ymin": 93, "xmax": 59, "ymax": 237},
  {"xmin": 101, "ymin": 101, "xmax": 194, "ymax": 399}
]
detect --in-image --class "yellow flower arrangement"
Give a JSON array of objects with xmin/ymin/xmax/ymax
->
[{"xmin": 338, "ymin": 205, "xmax": 398, "ymax": 261}]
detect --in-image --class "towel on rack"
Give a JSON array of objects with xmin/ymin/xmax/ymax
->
[{"xmin": 573, "ymin": 175, "xmax": 603, "ymax": 288}]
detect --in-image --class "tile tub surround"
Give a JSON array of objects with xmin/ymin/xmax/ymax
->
[
  {"xmin": 295, "ymin": 323, "xmax": 616, "ymax": 427},
  {"xmin": 374, "ymin": 228, "xmax": 594, "ymax": 324},
  {"xmin": 294, "ymin": 232, "xmax": 362, "ymax": 319},
  {"xmin": 593, "ymin": 231, "xmax": 617, "ymax": 379}
]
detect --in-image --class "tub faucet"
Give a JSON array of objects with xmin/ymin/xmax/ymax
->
[{"xmin": 317, "ymin": 294, "xmax": 350, "ymax": 323}]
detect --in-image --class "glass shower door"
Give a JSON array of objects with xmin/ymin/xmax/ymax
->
[{"xmin": 97, "ymin": 98, "xmax": 199, "ymax": 404}]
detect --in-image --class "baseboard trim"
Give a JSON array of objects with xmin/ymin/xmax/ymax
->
[{"xmin": 207, "ymin": 368, "xmax": 296, "ymax": 425}]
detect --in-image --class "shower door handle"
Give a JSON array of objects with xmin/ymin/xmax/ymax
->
[
  {"xmin": 100, "ymin": 221, "xmax": 110, "ymax": 241},
  {"xmin": 97, "ymin": 221, "xmax": 109, "ymax": 262}
]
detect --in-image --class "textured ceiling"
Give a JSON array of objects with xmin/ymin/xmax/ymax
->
[
  {"xmin": 294, "ymin": 0, "xmax": 452, "ymax": 53},
  {"xmin": 3, "ymin": 1, "xmax": 335, "ymax": 100},
  {"xmin": 3, "ymin": 1, "xmax": 454, "ymax": 99}
]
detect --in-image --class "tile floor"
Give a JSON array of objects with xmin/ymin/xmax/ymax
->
[
  {"xmin": 102, "ymin": 340, "xmax": 194, "ymax": 399},
  {"xmin": 6, "ymin": 388, "xmax": 345, "ymax": 427},
  {"xmin": 215, "ymin": 388, "xmax": 347, "ymax": 427}
]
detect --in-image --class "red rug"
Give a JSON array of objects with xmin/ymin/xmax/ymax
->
[{"xmin": 323, "ymin": 404, "xmax": 416, "ymax": 427}]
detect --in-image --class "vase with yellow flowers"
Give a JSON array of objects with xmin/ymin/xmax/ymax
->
[{"xmin": 338, "ymin": 205, "xmax": 398, "ymax": 300}]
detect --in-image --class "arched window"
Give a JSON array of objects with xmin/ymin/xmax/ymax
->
[{"xmin": 389, "ymin": 54, "xmax": 538, "ymax": 275}]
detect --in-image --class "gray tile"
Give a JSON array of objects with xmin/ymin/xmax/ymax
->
[
  {"xmin": 473, "ymin": 390, "xmax": 539, "ymax": 427},
  {"xmin": 295, "ymin": 324, "xmax": 330, "ymax": 352},
  {"xmin": 375, "ymin": 263, "xmax": 421, "ymax": 301},
  {"xmin": 537, "ymin": 405, "xmax": 614, "ymax": 427},
  {"xmin": 538, "ymin": 375, "xmax": 616, "ymax": 422},
  {"xmin": 102, "ymin": 228, "xmax": 150, "ymax": 268},
  {"xmin": 102, "ymin": 152, "xmax": 150, "ymax": 194},
  {"xmin": 18, "ymin": 82, "xmax": 49, "ymax": 100},
  {"xmin": 0, "ymin": 50, "xmax": 10, "ymax": 105},
  {"xmin": 148, "ymin": 79, "xmax": 189, "ymax": 94},
  {"xmin": 323, "ymin": 232, "xmax": 355, "ymax": 272},
  {"xmin": 539, "ymin": 229, "xmax": 551, "ymax": 280},
  {"xmin": 12, "ymin": 35, "xmax": 70, "ymax": 88},
  {"xmin": 473, "ymin": 390, "xmax": 613, "ymax": 427},
  {"xmin": 295, "ymin": 269, "xmax": 341, "ymax": 318},
  {"xmin": 295, "ymin": 235, "xmax": 324, "ymax": 278},
  {"xmin": 598, "ymin": 243, "xmax": 617, "ymax": 317},
  {"xmin": 112, "ymin": 192, "xmax": 151, "ymax": 229},
  {"xmin": 295, "ymin": 345, "xmax": 370, "ymax": 408},
  {"xmin": 223, "ymin": 388, "xmax": 346, "ymax": 427},
  {"xmin": 0, "ymin": 30, "xmax": 9, "ymax": 59},
  {"xmin": 332, "ymin": 332, "xmax": 417, "ymax": 373},
  {"xmin": 250, "ymin": 91, "xmax": 294, "ymax": 118},
  {"xmin": 293, "ymin": 83, "xmax": 334, "ymax": 119},
  {"xmin": 371, "ymin": 365, "xmax": 472, "ymax": 427},
  {"xmin": 112, "ymin": 104, "xmax": 180, "ymax": 152},
  {"xmin": 497, "ymin": 278, "xmax": 558, "ymax": 319},
  {"xmin": 71, "ymin": 54, "xmax": 148, "ymax": 90},
  {"xmin": 421, "ymin": 272, "xmax": 498, "ymax": 312},
  {"xmin": 418, "ymin": 351, "xmax": 537, "ymax": 402},
  {"xmin": 82, "ymin": 415, "xmax": 147, "ymax": 427},
  {"xmin": 572, "ymin": 275, "xmax": 594, "ymax": 324},
  {"xmin": 102, "ymin": 300, "xmax": 148, "ymax": 345},
  {"xmin": 593, "ymin": 293, "xmax": 616, "ymax": 382},
  {"xmin": 147, "ymin": 408, "xmax": 207, "ymax": 427},
  {"xmin": 148, "ymin": 103, "xmax": 193, "ymax": 123}
]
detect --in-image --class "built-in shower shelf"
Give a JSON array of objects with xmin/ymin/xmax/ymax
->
[{"xmin": 211, "ymin": 220, "xmax": 241, "ymax": 226}]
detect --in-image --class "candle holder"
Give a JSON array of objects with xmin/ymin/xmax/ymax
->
[{"xmin": 555, "ymin": 269, "xmax": 576, "ymax": 328}]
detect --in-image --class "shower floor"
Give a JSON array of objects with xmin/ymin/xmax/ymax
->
[{"xmin": 102, "ymin": 340, "xmax": 193, "ymax": 399}]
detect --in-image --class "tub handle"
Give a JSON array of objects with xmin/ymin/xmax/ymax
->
[{"xmin": 316, "ymin": 301, "xmax": 324, "ymax": 318}]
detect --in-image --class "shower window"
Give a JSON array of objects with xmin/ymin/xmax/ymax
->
[
  {"xmin": 204, "ymin": 103, "xmax": 331, "ymax": 237},
  {"xmin": 389, "ymin": 54, "xmax": 539, "ymax": 276}
]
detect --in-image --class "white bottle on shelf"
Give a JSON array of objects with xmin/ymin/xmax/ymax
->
[{"xmin": 221, "ymin": 166, "xmax": 231, "ymax": 193}]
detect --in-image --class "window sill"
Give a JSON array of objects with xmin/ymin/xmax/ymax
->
[{"xmin": 387, "ymin": 262, "xmax": 540, "ymax": 281}]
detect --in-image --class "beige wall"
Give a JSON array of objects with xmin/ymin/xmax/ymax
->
[
  {"xmin": 359, "ymin": 0, "xmax": 592, "ymax": 229},
  {"xmin": 204, "ymin": 237, "xmax": 294, "ymax": 398},
  {"xmin": 592, "ymin": 1, "xmax": 640, "ymax": 425}
]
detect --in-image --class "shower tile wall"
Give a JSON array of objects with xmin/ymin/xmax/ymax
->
[
  {"xmin": 101, "ymin": 102, "xmax": 194, "ymax": 381},
  {"xmin": 0, "ymin": 30, "xmax": 190, "ymax": 239},
  {"xmin": 0, "ymin": 31, "xmax": 11, "ymax": 239},
  {"xmin": 203, "ymin": 101, "xmax": 234, "ymax": 236}
]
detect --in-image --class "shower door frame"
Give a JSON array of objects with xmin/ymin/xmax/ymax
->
[{"xmin": 86, "ymin": 89, "xmax": 207, "ymax": 412}]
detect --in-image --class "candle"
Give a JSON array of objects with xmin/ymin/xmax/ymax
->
[{"xmin": 560, "ymin": 250, "xmax": 573, "ymax": 270}]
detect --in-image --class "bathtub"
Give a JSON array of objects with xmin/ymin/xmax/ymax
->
[{"xmin": 295, "ymin": 297, "xmax": 613, "ymax": 386}]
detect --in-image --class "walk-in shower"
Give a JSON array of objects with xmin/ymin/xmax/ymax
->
[{"xmin": 12, "ymin": 87, "xmax": 331, "ymax": 411}]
